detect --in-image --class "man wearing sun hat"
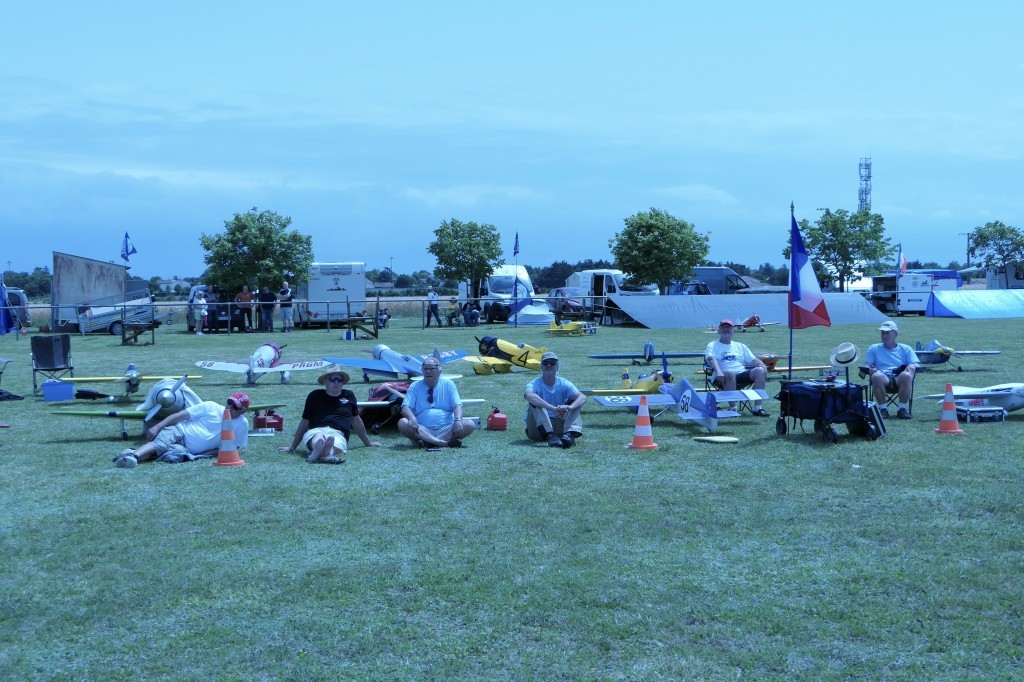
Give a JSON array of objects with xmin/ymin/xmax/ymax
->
[
  {"xmin": 114, "ymin": 391, "xmax": 252, "ymax": 468},
  {"xmin": 864, "ymin": 320, "xmax": 920, "ymax": 419},
  {"xmin": 278, "ymin": 365, "xmax": 380, "ymax": 464},
  {"xmin": 705, "ymin": 319, "xmax": 770, "ymax": 416}
]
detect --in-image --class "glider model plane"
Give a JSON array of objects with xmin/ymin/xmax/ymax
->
[
  {"xmin": 918, "ymin": 384, "xmax": 1024, "ymax": 413},
  {"xmin": 704, "ymin": 314, "xmax": 781, "ymax": 333},
  {"xmin": 324, "ymin": 344, "xmax": 467, "ymax": 382},
  {"xmin": 196, "ymin": 342, "xmax": 332, "ymax": 385},
  {"xmin": 914, "ymin": 339, "xmax": 1001, "ymax": 368},
  {"xmin": 52, "ymin": 376, "xmax": 282, "ymax": 440},
  {"xmin": 589, "ymin": 341, "xmax": 704, "ymax": 365},
  {"xmin": 462, "ymin": 336, "xmax": 547, "ymax": 374},
  {"xmin": 545, "ymin": 320, "xmax": 596, "ymax": 337},
  {"xmin": 590, "ymin": 378, "xmax": 767, "ymax": 433}
]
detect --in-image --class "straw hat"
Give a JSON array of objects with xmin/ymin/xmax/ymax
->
[
  {"xmin": 317, "ymin": 365, "xmax": 351, "ymax": 385},
  {"xmin": 829, "ymin": 342, "xmax": 861, "ymax": 367}
]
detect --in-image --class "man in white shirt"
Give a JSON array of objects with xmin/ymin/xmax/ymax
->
[{"xmin": 705, "ymin": 319, "xmax": 770, "ymax": 416}]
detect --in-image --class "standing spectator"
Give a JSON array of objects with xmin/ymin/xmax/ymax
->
[
  {"xmin": 279, "ymin": 280, "xmax": 294, "ymax": 333},
  {"xmin": 193, "ymin": 290, "xmax": 208, "ymax": 336},
  {"xmin": 258, "ymin": 286, "xmax": 277, "ymax": 332},
  {"xmin": 234, "ymin": 285, "xmax": 254, "ymax": 332},
  {"xmin": 425, "ymin": 285, "xmax": 442, "ymax": 327}
]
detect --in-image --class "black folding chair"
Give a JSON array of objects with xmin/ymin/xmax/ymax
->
[
  {"xmin": 883, "ymin": 371, "xmax": 915, "ymax": 417},
  {"xmin": 703, "ymin": 358, "xmax": 756, "ymax": 413},
  {"xmin": 31, "ymin": 334, "xmax": 74, "ymax": 394},
  {"xmin": 0, "ymin": 358, "xmax": 11, "ymax": 388}
]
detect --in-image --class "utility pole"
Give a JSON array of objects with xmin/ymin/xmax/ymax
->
[{"xmin": 958, "ymin": 233, "xmax": 971, "ymax": 267}]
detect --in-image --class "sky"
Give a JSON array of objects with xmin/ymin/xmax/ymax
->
[{"xmin": 2, "ymin": 1, "xmax": 1022, "ymax": 281}]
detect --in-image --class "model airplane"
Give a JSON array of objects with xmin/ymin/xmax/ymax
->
[
  {"xmin": 704, "ymin": 314, "xmax": 781, "ymax": 333},
  {"xmin": 918, "ymin": 384, "xmax": 1024, "ymax": 413},
  {"xmin": 53, "ymin": 376, "xmax": 287, "ymax": 440},
  {"xmin": 73, "ymin": 363, "xmax": 202, "ymax": 398},
  {"xmin": 583, "ymin": 355, "xmax": 673, "ymax": 396},
  {"xmin": 758, "ymin": 354, "xmax": 835, "ymax": 375},
  {"xmin": 589, "ymin": 341, "xmax": 704, "ymax": 365},
  {"xmin": 196, "ymin": 342, "xmax": 333, "ymax": 385},
  {"xmin": 591, "ymin": 378, "xmax": 766, "ymax": 433},
  {"xmin": 545, "ymin": 320, "xmax": 596, "ymax": 336},
  {"xmin": 324, "ymin": 344, "xmax": 467, "ymax": 382},
  {"xmin": 914, "ymin": 339, "xmax": 1001, "ymax": 368},
  {"xmin": 462, "ymin": 336, "xmax": 547, "ymax": 374}
]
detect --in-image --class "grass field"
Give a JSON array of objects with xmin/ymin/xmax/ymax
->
[{"xmin": 1, "ymin": 313, "xmax": 1021, "ymax": 680}]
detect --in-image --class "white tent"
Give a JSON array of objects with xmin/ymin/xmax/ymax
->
[{"xmin": 506, "ymin": 303, "xmax": 555, "ymax": 326}]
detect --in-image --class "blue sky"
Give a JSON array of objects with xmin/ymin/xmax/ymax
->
[{"xmin": 2, "ymin": 2, "xmax": 1021, "ymax": 281}]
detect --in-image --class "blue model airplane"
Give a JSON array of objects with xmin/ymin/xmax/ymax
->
[{"xmin": 325, "ymin": 344, "xmax": 467, "ymax": 382}]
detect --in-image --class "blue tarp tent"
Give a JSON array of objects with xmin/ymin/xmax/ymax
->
[{"xmin": 926, "ymin": 290, "xmax": 1024, "ymax": 318}]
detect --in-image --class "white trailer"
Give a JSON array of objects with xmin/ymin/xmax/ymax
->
[
  {"xmin": 869, "ymin": 271, "xmax": 961, "ymax": 315},
  {"xmin": 295, "ymin": 262, "xmax": 368, "ymax": 327}
]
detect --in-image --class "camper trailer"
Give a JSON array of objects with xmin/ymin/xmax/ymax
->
[
  {"xmin": 295, "ymin": 262, "xmax": 368, "ymax": 327},
  {"xmin": 985, "ymin": 264, "xmax": 1024, "ymax": 290},
  {"xmin": 459, "ymin": 265, "xmax": 536, "ymax": 323},
  {"xmin": 869, "ymin": 270, "xmax": 962, "ymax": 315}
]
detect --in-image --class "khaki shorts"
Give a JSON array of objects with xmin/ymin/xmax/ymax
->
[{"xmin": 302, "ymin": 426, "xmax": 348, "ymax": 454}]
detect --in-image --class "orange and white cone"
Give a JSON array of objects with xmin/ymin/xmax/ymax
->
[
  {"xmin": 627, "ymin": 395, "xmax": 659, "ymax": 450},
  {"xmin": 214, "ymin": 407, "xmax": 247, "ymax": 466},
  {"xmin": 935, "ymin": 383, "xmax": 964, "ymax": 435}
]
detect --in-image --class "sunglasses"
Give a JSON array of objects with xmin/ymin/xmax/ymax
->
[
  {"xmin": 326, "ymin": 376, "xmax": 346, "ymax": 383},
  {"xmin": 427, "ymin": 386, "xmax": 434, "ymax": 404},
  {"xmin": 541, "ymin": 360, "xmax": 558, "ymax": 366}
]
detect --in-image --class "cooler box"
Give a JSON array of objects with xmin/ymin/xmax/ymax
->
[
  {"xmin": 956, "ymin": 406, "xmax": 1007, "ymax": 423},
  {"xmin": 42, "ymin": 380, "xmax": 74, "ymax": 402}
]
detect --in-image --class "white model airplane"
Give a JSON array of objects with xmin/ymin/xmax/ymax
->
[
  {"xmin": 914, "ymin": 339, "xmax": 1001, "ymax": 368},
  {"xmin": 918, "ymin": 384, "xmax": 1024, "ymax": 413},
  {"xmin": 73, "ymin": 363, "xmax": 202, "ymax": 398},
  {"xmin": 325, "ymin": 344, "xmax": 467, "ymax": 381},
  {"xmin": 590, "ymin": 378, "xmax": 767, "ymax": 433},
  {"xmin": 196, "ymin": 342, "xmax": 332, "ymax": 385}
]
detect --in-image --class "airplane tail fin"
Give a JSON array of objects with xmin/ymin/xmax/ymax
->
[
  {"xmin": 698, "ymin": 392, "xmax": 719, "ymax": 433},
  {"xmin": 620, "ymin": 369, "xmax": 630, "ymax": 388}
]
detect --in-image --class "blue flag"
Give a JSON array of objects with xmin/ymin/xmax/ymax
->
[
  {"xmin": 788, "ymin": 212, "xmax": 831, "ymax": 330},
  {"xmin": 121, "ymin": 232, "xmax": 138, "ymax": 262},
  {"xmin": 513, "ymin": 232, "xmax": 519, "ymax": 257}
]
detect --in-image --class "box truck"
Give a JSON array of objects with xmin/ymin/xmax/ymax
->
[
  {"xmin": 868, "ymin": 270, "xmax": 962, "ymax": 315},
  {"xmin": 294, "ymin": 262, "xmax": 368, "ymax": 327},
  {"xmin": 458, "ymin": 265, "xmax": 536, "ymax": 323}
]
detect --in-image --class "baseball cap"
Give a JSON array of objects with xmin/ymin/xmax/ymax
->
[
  {"xmin": 878, "ymin": 321, "xmax": 899, "ymax": 332},
  {"xmin": 718, "ymin": 319, "xmax": 734, "ymax": 327},
  {"xmin": 541, "ymin": 351, "xmax": 558, "ymax": 362},
  {"xmin": 228, "ymin": 392, "xmax": 251, "ymax": 410}
]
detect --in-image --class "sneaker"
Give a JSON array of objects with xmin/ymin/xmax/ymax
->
[
  {"xmin": 897, "ymin": 408, "xmax": 911, "ymax": 420},
  {"xmin": 195, "ymin": 331, "xmax": 203, "ymax": 336},
  {"xmin": 751, "ymin": 408, "xmax": 771, "ymax": 418},
  {"xmin": 115, "ymin": 454, "xmax": 138, "ymax": 469},
  {"xmin": 560, "ymin": 434, "xmax": 575, "ymax": 449},
  {"xmin": 879, "ymin": 407, "xmax": 890, "ymax": 419},
  {"xmin": 547, "ymin": 433, "xmax": 562, "ymax": 448},
  {"xmin": 448, "ymin": 439, "xmax": 463, "ymax": 448}
]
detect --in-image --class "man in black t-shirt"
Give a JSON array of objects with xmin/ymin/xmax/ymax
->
[
  {"xmin": 258, "ymin": 286, "xmax": 277, "ymax": 332},
  {"xmin": 279, "ymin": 280, "xmax": 294, "ymax": 333},
  {"xmin": 278, "ymin": 365, "xmax": 380, "ymax": 463}
]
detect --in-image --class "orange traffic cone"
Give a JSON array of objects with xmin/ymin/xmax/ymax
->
[
  {"xmin": 627, "ymin": 395, "xmax": 659, "ymax": 450},
  {"xmin": 214, "ymin": 407, "xmax": 247, "ymax": 466},
  {"xmin": 935, "ymin": 383, "xmax": 964, "ymax": 435}
]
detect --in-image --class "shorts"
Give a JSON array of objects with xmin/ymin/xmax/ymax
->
[
  {"xmin": 302, "ymin": 426, "xmax": 349, "ymax": 454},
  {"xmin": 714, "ymin": 369, "xmax": 756, "ymax": 387}
]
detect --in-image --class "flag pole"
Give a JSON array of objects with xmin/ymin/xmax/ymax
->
[{"xmin": 788, "ymin": 203, "xmax": 795, "ymax": 383}]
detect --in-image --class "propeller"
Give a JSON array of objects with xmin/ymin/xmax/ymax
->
[
  {"xmin": 642, "ymin": 341, "xmax": 655, "ymax": 363},
  {"xmin": 660, "ymin": 353, "xmax": 673, "ymax": 384},
  {"xmin": 146, "ymin": 375, "xmax": 189, "ymax": 421}
]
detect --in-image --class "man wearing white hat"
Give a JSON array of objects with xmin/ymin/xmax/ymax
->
[
  {"xmin": 278, "ymin": 366, "xmax": 380, "ymax": 463},
  {"xmin": 864, "ymin": 320, "xmax": 919, "ymax": 419}
]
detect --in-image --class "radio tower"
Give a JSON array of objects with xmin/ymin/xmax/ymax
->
[{"xmin": 858, "ymin": 157, "xmax": 872, "ymax": 212}]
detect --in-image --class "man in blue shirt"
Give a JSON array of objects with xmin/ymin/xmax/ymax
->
[
  {"xmin": 398, "ymin": 357, "xmax": 476, "ymax": 449},
  {"xmin": 865, "ymin": 320, "xmax": 920, "ymax": 419},
  {"xmin": 525, "ymin": 351, "xmax": 586, "ymax": 448}
]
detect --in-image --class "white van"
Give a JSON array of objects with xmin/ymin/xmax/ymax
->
[
  {"xmin": 4, "ymin": 287, "xmax": 31, "ymax": 327},
  {"xmin": 565, "ymin": 269, "xmax": 660, "ymax": 298},
  {"xmin": 665, "ymin": 267, "xmax": 750, "ymax": 295},
  {"xmin": 458, "ymin": 265, "xmax": 535, "ymax": 323}
]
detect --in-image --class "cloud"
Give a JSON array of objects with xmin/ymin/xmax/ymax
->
[
  {"xmin": 401, "ymin": 184, "xmax": 542, "ymax": 208},
  {"xmin": 655, "ymin": 183, "xmax": 738, "ymax": 205}
]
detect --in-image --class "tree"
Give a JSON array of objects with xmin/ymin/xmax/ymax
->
[
  {"xmin": 969, "ymin": 221, "xmax": 1024, "ymax": 288},
  {"xmin": 609, "ymin": 208, "xmax": 709, "ymax": 294},
  {"xmin": 785, "ymin": 209, "xmax": 890, "ymax": 292},
  {"xmin": 199, "ymin": 208, "xmax": 314, "ymax": 293},
  {"xmin": 427, "ymin": 218, "xmax": 504, "ymax": 297}
]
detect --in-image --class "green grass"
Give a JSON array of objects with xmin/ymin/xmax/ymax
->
[{"xmin": 1, "ymin": 314, "xmax": 1022, "ymax": 680}]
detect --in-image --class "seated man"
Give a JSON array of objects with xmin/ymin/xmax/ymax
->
[
  {"xmin": 445, "ymin": 297, "xmax": 462, "ymax": 326},
  {"xmin": 864, "ymin": 320, "xmax": 919, "ymax": 419},
  {"xmin": 113, "ymin": 391, "xmax": 251, "ymax": 468},
  {"xmin": 398, "ymin": 357, "xmax": 477, "ymax": 449},
  {"xmin": 524, "ymin": 351, "xmax": 586, "ymax": 448},
  {"xmin": 462, "ymin": 300, "xmax": 481, "ymax": 327},
  {"xmin": 278, "ymin": 365, "xmax": 381, "ymax": 463},
  {"xmin": 705, "ymin": 319, "xmax": 770, "ymax": 416}
]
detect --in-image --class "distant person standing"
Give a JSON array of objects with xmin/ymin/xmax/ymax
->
[
  {"xmin": 279, "ymin": 280, "xmax": 294, "ymax": 333},
  {"xmin": 425, "ymin": 285, "xmax": 442, "ymax": 327},
  {"xmin": 192, "ymin": 290, "xmax": 208, "ymax": 336},
  {"xmin": 258, "ymin": 286, "xmax": 277, "ymax": 332},
  {"xmin": 234, "ymin": 285, "xmax": 254, "ymax": 332}
]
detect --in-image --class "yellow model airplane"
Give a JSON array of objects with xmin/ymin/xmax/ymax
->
[
  {"xmin": 582, "ymin": 364, "xmax": 672, "ymax": 396},
  {"xmin": 544, "ymin": 320, "xmax": 596, "ymax": 336},
  {"xmin": 462, "ymin": 336, "xmax": 547, "ymax": 374}
]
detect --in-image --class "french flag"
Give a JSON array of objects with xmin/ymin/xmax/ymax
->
[
  {"xmin": 897, "ymin": 243, "xmax": 907, "ymax": 274},
  {"xmin": 788, "ymin": 211, "xmax": 831, "ymax": 329}
]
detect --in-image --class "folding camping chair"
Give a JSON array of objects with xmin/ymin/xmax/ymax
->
[
  {"xmin": 0, "ymin": 358, "xmax": 11, "ymax": 389},
  {"xmin": 703, "ymin": 358, "xmax": 757, "ymax": 413},
  {"xmin": 883, "ymin": 371, "xmax": 915, "ymax": 417},
  {"xmin": 31, "ymin": 334, "xmax": 74, "ymax": 395}
]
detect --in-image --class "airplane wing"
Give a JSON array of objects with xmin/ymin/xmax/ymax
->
[
  {"xmin": 589, "ymin": 352, "xmax": 703, "ymax": 359},
  {"xmin": 323, "ymin": 356, "xmax": 408, "ymax": 378},
  {"xmin": 953, "ymin": 350, "xmax": 1001, "ymax": 356},
  {"xmin": 769, "ymin": 365, "xmax": 833, "ymax": 373},
  {"xmin": 462, "ymin": 355, "xmax": 517, "ymax": 375},
  {"xmin": 74, "ymin": 375, "xmax": 197, "ymax": 383},
  {"xmin": 590, "ymin": 394, "xmax": 680, "ymax": 407},
  {"xmin": 712, "ymin": 389, "xmax": 769, "ymax": 402},
  {"xmin": 195, "ymin": 361, "xmax": 250, "ymax": 373},
  {"xmin": 254, "ymin": 360, "xmax": 333, "ymax": 374},
  {"xmin": 52, "ymin": 403, "xmax": 285, "ymax": 420}
]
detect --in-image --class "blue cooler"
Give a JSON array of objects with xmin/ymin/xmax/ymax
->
[{"xmin": 42, "ymin": 380, "xmax": 74, "ymax": 402}]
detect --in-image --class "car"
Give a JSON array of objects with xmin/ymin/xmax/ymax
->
[{"xmin": 546, "ymin": 287, "xmax": 585, "ymax": 313}]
